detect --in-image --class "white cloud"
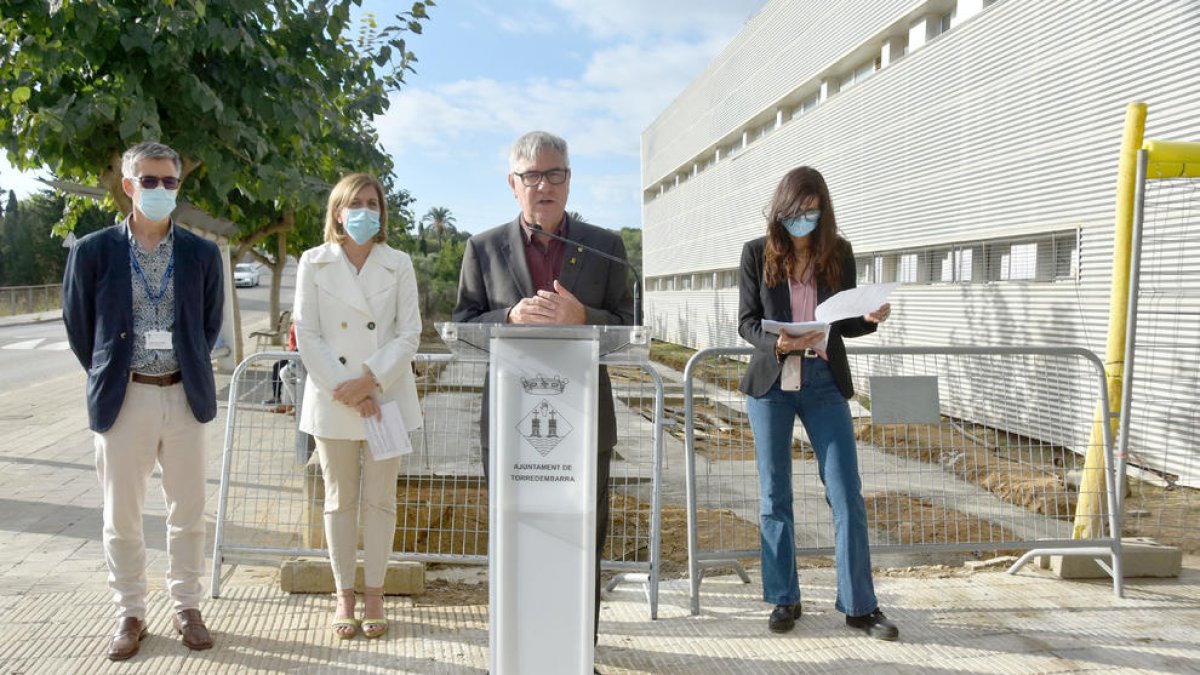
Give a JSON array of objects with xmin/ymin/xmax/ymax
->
[
  {"xmin": 382, "ymin": 33, "xmax": 738, "ymax": 162},
  {"xmin": 550, "ymin": 0, "xmax": 764, "ymax": 40},
  {"xmin": 470, "ymin": 0, "xmax": 560, "ymax": 35},
  {"xmin": 377, "ymin": 0, "xmax": 769, "ymax": 230},
  {"xmin": 577, "ymin": 171, "xmax": 642, "ymax": 226}
]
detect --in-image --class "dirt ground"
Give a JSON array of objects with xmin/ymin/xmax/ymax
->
[{"xmin": 1123, "ymin": 479, "xmax": 1200, "ymax": 554}]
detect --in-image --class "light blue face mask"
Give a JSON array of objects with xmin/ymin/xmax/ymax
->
[
  {"xmin": 342, "ymin": 208, "xmax": 382, "ymax": 244},
  {"xmin": 137, "ymin": 187, "xmax": 177, "ymax": 222},
  {"xmin": 781, "ymin": 209, "xmax": 821, "ymax": 238}
]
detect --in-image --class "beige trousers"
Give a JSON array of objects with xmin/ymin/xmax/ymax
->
[
  {"xmin": 314, "ymin": 437, "xmax": 401, "ymax": 589},
  {"xmin": 94, "ymin": 381, "xmax": 208, "ymax": 619}
]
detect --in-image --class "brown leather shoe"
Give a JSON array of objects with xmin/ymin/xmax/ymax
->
[
  {"xmin": 107, "ymin": 617, "xmax": 148, "ymax": 661},
  {"xmin": 171, "ymin": 608, "xmax": 214, "ymax": 650}
]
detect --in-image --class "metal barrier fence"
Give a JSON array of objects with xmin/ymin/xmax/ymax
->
[
  {"xmin": 0, "ymin": 284, "xmax": 61, "ymax": 316},
  {"xmin": 211, "ymin": 349, "xmax": 667, "ymax": 618},
  {"xmin": 1118, "ymin": 146, "xmax": 1200, "ymax": 554},
  {"xmin": 683, "ymin": 345, "xmax": 1123, "ymax": 613}
]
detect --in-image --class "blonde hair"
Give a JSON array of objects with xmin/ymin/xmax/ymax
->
[{"xmin": 323, "ymin": 173, "xmax": 388, "ymax": 244}]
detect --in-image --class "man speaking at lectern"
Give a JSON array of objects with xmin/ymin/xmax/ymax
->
[{"xmin": 453, "ymin": 130, "xmax": 636, "ymax": 647}]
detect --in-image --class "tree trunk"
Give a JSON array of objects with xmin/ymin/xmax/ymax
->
[
  {"xmin": 231, "ymin": 252, "xmax": 245, "ymax": 363},
  {"xmin": 98, "ymin": 150, "xmax": 132, "ymax": 216},
  {"xmin": 270, "ymin": 226, "xmax": 287, "ymax": 331}
]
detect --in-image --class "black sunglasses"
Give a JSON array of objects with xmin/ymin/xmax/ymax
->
[{"xmin": 133, "ymin": 175, "xmax": 181, "ymax": 190}]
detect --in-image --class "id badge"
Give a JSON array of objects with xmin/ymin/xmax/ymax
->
[
  {"xmin": 780, "ymin": 354, "xmax": 802, "ymax": 391},
  {"xmin": 145, "ymin": 330, "xmax": 173, "ymax": 350}
]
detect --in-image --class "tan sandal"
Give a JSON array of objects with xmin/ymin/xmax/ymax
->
[
  {"xmin": 331, "ymin": 589, "xmax": 359, "ymax": 639},
  {"xmin": 361, "ymin": 587, "xmax": 388, "ymax": 639}
]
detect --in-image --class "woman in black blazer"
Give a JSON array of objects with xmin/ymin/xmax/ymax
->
[{"xmin": 737, "ymin": 166, "xmax": 899, "ymax": 640}]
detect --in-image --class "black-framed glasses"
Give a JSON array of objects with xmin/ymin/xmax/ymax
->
[
  {"xmin": 133, "ymin": 175, "xmax": 181, "ymax": 190},
  {"xmin": 513, "ymin": 168, "xmax": 570, "ymax": 187}
]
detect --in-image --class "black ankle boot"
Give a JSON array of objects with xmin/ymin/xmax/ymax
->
[
  {"xmin": 768, "ymin": 602, "xmax": 802, "ymax": 633},
  {"xmin": 846, "ymin": 608, "xmax": 899, "ymax": 640}
]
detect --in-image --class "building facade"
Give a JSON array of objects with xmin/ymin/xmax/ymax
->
[{"xmin": 641, "ymin": 0, "xmax": 1199, "ymax": 483}]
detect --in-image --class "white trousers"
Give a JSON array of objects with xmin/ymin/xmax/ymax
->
[
  {"xmin": 94, "ymin": 381, "xmax": 208, "ymax": 619},
  {"xmin": 314, "ymin": 437, "xmax": 401, "ymax": 590}
]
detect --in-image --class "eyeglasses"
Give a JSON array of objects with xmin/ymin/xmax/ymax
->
[
  {"xmin": 131, "ymin": 175, "xmax": 181, "ymax": 190},
  {"xmin": 513, "ymin": 168, "xmax": 570, "ymax": 187}
]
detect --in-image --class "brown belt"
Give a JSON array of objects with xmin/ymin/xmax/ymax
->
[{"xmin": 131, "ymin": 371, "xmax": 183, "ymax": 386}]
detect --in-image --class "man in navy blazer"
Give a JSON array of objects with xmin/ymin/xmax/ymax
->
[
  {"xmin": 453, "ymin": 131, "xmax": 634, "ymax": 667},
  {"xmin": 62, "ymin": 142, "xmax": 223, "ymax": 661}
]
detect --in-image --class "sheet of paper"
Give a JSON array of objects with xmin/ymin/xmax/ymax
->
[
  {"xmin": 364, "ymin": 399, "xmax": 413, "ymax": 461},
  {"xmin": 761, "ymin": 320, "xmax": 831, "ymax": 352},
  {"xmin": 813, "ymin": 282, "xmax": 899, "ymax": 323},
  {"xmin": 761, "ymin": 319, "xmax": 829, "ymax": 336}
]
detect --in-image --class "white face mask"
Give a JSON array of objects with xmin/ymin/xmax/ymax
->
[
  {"xmin": 782, "ymin": 209, "xmax": 820, "ymax": 238},
  {"xmin": 342, "ymin": 207, "xmax": 381, "ymax": 244},
  {"xmin": 138, "ymin": 187, "xmax": 177, "ymax": 222}
]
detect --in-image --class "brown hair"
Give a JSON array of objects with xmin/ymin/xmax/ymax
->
[
  {"xmin": 763, "ymin": 166, "xmax": 843, "ymax": 289},
  {"xmin": 323, "ymin": 173, "xmax": 388, "ymax": 245}
]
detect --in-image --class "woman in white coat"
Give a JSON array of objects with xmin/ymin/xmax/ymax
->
[{"xmin": 293, "ymin": 173, "xmax": 422, "ymax": 639}]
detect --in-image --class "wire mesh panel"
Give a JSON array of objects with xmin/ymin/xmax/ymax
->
[
  {"xmin": 211, "ymin": 351, "xmax": 314, "ymax": 581},
  {"xmin": 1122, "ymin": 159, "xmax": 1200, "ymax": 553},
  {"xmin": 603, "ymin": 362, "xmax": 665, "ymax": 616},
  {"xmin": 212, "ymin": 350, "xmax": 665, "ymax": 614},
  {"xmin": 683, "ymin": 345, "xmax": 1119, "ymax": 611},
  {"xmin": 403, "ymin": 354, "xmax": 490, "ymax": 561}
]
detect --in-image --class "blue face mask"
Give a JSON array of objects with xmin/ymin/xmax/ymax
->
[
  {"xmin": 137, "ymin": 187, "xmax": 177, "ymax": 222},
  {"xmin": 342, "ymin": 208, "xmax": 381, "ymax": 244},
  {"xmin": 781, "ymin": 209, "xmax": 821, "ymax": 238}
]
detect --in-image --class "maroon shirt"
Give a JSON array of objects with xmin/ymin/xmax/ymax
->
[{"xmin": 520, "ymin": 216, "xmax": 568, "ymax": 293}]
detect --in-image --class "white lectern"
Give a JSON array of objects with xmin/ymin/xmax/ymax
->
[{"xmin": 439, "ymin": 323, "xmax": 648, "ymax": 675}]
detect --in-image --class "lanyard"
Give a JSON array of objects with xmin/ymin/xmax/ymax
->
[{"xmin": 129, "ymin": 238, "xmax": 175, "ymax": 306}]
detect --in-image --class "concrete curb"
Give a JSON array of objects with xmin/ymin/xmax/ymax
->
[{"xmin": 0, "ymin": 310, "xmax": 61, "ymax": 328}]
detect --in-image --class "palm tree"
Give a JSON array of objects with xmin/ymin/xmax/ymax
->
[{"xmin": 420, "ymin": 206, "xmax": 456, "ymax": 248}]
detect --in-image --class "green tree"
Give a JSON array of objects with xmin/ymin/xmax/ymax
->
[
  {"xmin": 402, "ymin": 215, "xmax": 468, "ymax": 323},
  {"xmin": 0, "ymin": 0, "xmax": 435, "ymax": 349},
  {"xmin": 619, "ymin": 227, "xmax": 643, "ymax": 322},
  {"xmin": 619, "ymin": 227, "xmax": 642, "ymax": 276},
  {"xmin": 0, "ymin": 189, "xmax": 15, "ymax": 283},
  {"xmin": 420, "ymin": 206, "xmax": 455, "ymax": 248},
  {"xmin": 0, "ymin": 190, "xmax": 113, "ymax": 287}
]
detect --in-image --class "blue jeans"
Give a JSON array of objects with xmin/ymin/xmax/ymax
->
[{"xmin": 745, "ymin": 357, "xmax": 878, "ymax": 617}]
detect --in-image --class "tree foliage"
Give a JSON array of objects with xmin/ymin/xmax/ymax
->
[
  {"xmin": 619, "ymin": 226, "xmax": 642, "ymax": 277},
  {"xmin": 0, "ymin": 0, "xmax": 434, "ymax": 248},
  {"xmin": 419, "ymin": 205, "xmax": 455, "ymax": 247},
  {"xmin": 0, "ymin": 0, "xmax": 435, "ymax": 336},
  {"xmin": 0, "ymin": 188, "xmax": 113, "ymax": 286},
  {"xmin": 395, "ymin": 206, "xmax": 467, "ymax": 322}
]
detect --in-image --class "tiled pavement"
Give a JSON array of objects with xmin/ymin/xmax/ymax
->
[{"xmin": 1, "ymin": 330, "xmax": 1199, "ymax": 673}]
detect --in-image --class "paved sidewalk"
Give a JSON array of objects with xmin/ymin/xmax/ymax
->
[
  {"xmin": 2, "ymin": 369, "xmax": 1200, "ymax": 673},
  {"xmin": 0, "ymin": 310, "xmax": 62, "ymax": 328}
]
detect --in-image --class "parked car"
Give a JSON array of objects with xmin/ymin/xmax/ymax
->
[{"xmin": 234, "ymin": 263, "xmax": 261, "ymax": 288}]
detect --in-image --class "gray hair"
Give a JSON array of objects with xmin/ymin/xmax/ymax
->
[
  {"xmin": 508, "ymin": 131, "xmax": 569, "ymax": 171},
  {"xmin": 121, "ymin": 141, "xmax": 182, "ymax": 178}
]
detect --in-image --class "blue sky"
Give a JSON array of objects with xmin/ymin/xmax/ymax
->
[{"xmin": 0, "ymin": 0, "xmax": 766, "ymax": 233}]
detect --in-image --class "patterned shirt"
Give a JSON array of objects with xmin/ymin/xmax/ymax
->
[{"xmin": 127, "ymin": 219, "xmax": 178, "ymax": 374}]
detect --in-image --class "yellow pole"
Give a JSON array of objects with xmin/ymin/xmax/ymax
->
[{"xmin": 1072, "ymin": 102, "xmax": 1146, "ymax": 539}]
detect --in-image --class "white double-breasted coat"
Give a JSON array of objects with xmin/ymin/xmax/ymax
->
[{"xmin": 293, "ymin": 242, "xmax": 423, "ymax": 439}]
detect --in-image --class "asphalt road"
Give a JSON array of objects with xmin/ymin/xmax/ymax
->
[{"xmin": 0, "ymin": 261, "xmax": 295, "ymax": 393}]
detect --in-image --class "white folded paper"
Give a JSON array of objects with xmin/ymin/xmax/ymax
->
[
  {"xmin": 364, "ymin": 400, "xmax": 413, "ymax": 461},
  {"xmin": 813, "ymin": 282, "xmax": 899, "ymax": 324},
  {"xmin": 761, "ymin": 282, "xmax": 899, "ymax": 350}
]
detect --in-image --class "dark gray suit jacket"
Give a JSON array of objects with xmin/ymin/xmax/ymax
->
[
  {"xmin": 737, "ymin": 235, "xmax": 876, "ymax": 399},
  {"xmin": 452, "ymin": 215, "xmax": 635, "ymax": 450},
  {"xmin": 62, "ymin": 221, "xmax": 224, "ymax": 432}
]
